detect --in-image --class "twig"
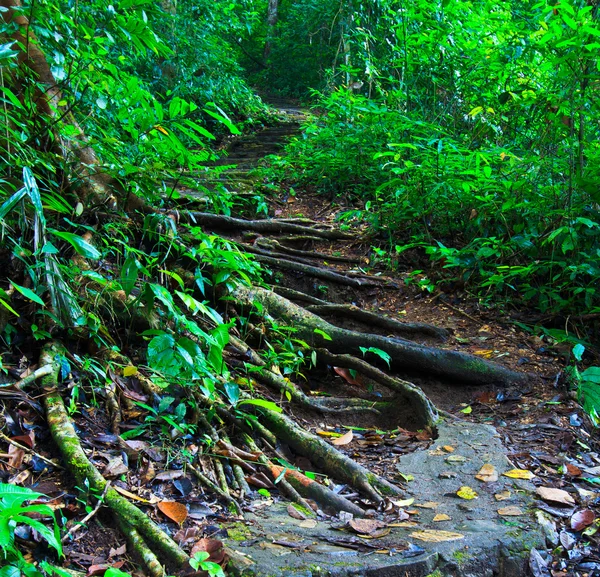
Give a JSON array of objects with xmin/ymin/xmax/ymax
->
[
  {"xmin": 13, "ymin": 365, "xmax": 54, "ymax": 389},
  {"xmin": 0, "ymin": 431, "xmax": 65, "ymax": 470},
  {"xmin": 62, "ymin": 482, "xmax": 111, "ymax": 543}
]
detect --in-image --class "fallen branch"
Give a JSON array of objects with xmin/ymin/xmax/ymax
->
[
  {"xmin": 255, "ymin": 238, "xmax": 364, "ymax": 264},
  {"xmin": 62, "ymin": 482, "xmax": 111, "ymax": 543}
]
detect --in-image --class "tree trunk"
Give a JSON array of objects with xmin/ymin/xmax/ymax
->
[{"xmin": 264, "ymin": 0, "xmax": 278, "ymax": 60}]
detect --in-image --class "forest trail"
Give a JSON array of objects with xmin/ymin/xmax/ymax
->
[{"xmin": 173, "ymin": 105, "xmax": 595, "ymax": 576}]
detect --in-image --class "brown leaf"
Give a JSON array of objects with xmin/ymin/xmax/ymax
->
[
  {"xmin": 331, "ymin": 430, "xmax": 353, "ymax": 446},
  {"xmin": 494, "ymin": 490, "xmax": 511, "ymax": 501},
  {"xmin": 475, "ymin": 464, "xmax": 498, "ymax": 483},
  {"xmin": 570, "ymin": 509, "xmax": 595, "ymax": 531},
  {"xmin": 416, "ymin": 501, "xmax": 439, "ymax": 509},
  {"xmin": 348, "ymin": 518, "xmax": 386, "ymax": 535},
  {"xmin": 287, "ymin": 504, "xmax": 307, "ymax": 520},
  {"xmin": 536, "ymin": 487, "xmax": 576, "ymax": 506},
  {"xmin": 103, "ymin": 456, "xmax": 128, "ymax": 478},
  {"xmin": 433, "ymin": 514, "xmax": 451, "ymax": 522},
  {"xmin": 333, "ymin": 366, "xmax": 362, "ymax": 386},
  {"xmin": 108, "ymin": 544, "xmax": 127, "ymax": 558},
  {"xmin": 190, "ymin": 538, "xmax": 226, "ymax": 565},
  {"xmin": 565, "ymin": 463, "xmax": 582, "ymax": 477},
  {"xmin": 157, "ymin": 501, "xmax": 188, "ymax": 525}
]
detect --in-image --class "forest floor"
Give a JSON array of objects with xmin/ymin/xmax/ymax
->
[{"xmin": 2, "ymin": 104, "xmax": 600, "ymax": 577}]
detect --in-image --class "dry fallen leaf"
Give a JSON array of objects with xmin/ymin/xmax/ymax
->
[
  {"xmin": 433, "ymin": 514, "xmax": 451, "ymax": 522},
  {"xmin": 503, "ymin": 469, "xmax": 535, "ymax": 480},
  {"xmin": 348, "ymin": 518, "xmax": 386, "ymax": 535},
  {"xmin": 494, "ymin": 490, "xmax": 511, "ymax": 501},
  {"xmin": 536, "ymin": 487, "xmax": 576, "ymax": 506},
  {"xmin": 388, "ymin": 521, "xmax": 419, "ymax": 528},
  {"xmin": 571, "ymin": 509, "xmax": 595, "ymax": 531},
  {"xmin": 416, "ymin": 501, "xmax": 439, "ymax": 509},
  {"xmin": 498, "ymin": 506, "xmax": 523, "ymax": 516},
  {"xmin": 457, "ymin": 486, "xmax": 478, "ymax": 500},
  {"xmin": 411, "ymin": 530, "xmax": 464, "ymax": 542},
  {"xmin": 157, "ymin": 501, "xmax": 188, "ymax": 525},
  {"xmin": 475, "ymin": 464, "xmax": 498, "ymax": 483},
  {"xmin": 332, "ymin": 430, "xmax": 354, "ymax": 446},
  {"xmin": 442, "ymin": 445, "xmax": 455, "ymax": 453},
  {"xmin": 565, "ymin": 463, "xmax": 582, "ymax": 477},
  {"xmin": 390, "ymin": 497, "xmax": 414, "ymax": 508},
  {"xmin": 190, "ymin": 538, "xmax": 226, "ymax": 565}
]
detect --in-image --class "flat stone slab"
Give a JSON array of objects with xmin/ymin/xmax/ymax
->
[{"xmin": 224, "ymin": 420, "xmax": 543, "ymax": 577}]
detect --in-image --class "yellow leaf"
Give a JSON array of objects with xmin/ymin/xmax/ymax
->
[
  {"xmin": 442, "ymin": 446, "xmax": 455, "ymax": 453},
  {"xmin": 154, "ymin": 125, "xmax": 169, "ymax": 135},
  {"xmin": 503, "ymin": 469, "xmax": 535, "ymax": 480},
  {"xmin": 433, "ymin": 514, "xmax": 451, "ymax": 522},
  {"xmin": 457, "ymin": 486, "xmax": 478, "ymax": 500},
  {"xmin": 473, "ymin": 349, "xmax": 494, "ymax": 358},
  {"xmin": 475, "ymin": 464, "xmax": 498, "ymax": 483},
  {"xmin": 315, "ymin": 429, "xmax": 341, "ymax": 438},
  {"xmin": 411, "ymin": 530, "xmax": 464, "ymax": 542},
  {"xmin": 123, "ymin": 365, "xmax": 138, "ymax": 377}
]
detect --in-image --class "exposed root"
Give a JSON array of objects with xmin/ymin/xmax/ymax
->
[
  {"xmin": 251, "ymin": 253, "xmax": 382, "ymax": 287},
  {"xmin": 306, "ymin": 304, "xmax": 449, "ymax": 341},
  {"xmin": 37, "ymin": 342, "xmax": 189, "ymax": 567},
  {"xmin": 255, "ymin": 238, "xmax": 364, "ymax": 263},
  {"xmin": 248, "ymin": 404, "xmax": 403, "ymax": 502},
  {"xmin": 119, "ymin": 520, "xmax": 165, "ymax": 577},
  {"xmin": 175, "ymin": 211, "xmax": 352, "ymax": 239},
  {"xmin": 273, "ymin": 286, "xmax": 328, "ymax": 306},
  {"xmin": 234, "ymin": 285, "xmax": 528, "ymax": 386},
  {"xmin": 228, "ymin": 335, "xmax": 384, "ymax": 415},
  {"xmin": 316, "ymin": 349, "xmax": 438, "ymax": 429},
  {"xmin": 187, "ymin": 461, "xmax": 242, "ymax": 515}
]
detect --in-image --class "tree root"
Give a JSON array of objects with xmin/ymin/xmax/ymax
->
[
  {"xmin": 255, "ymin": 237, "xmax": 364, "ymax": 264},
  {"xmin": 119, "ymin": 520, "xmax": 165, "ymax": 577},
  {"xmin": 234, "ymin": 286, "xmax": 528, "ymax": 387},
  {"xmin": 251, "ymin": 253, "xmax": 382, "ymax": 288},
  {"xmin": 227, "ymin": 335, "xmax": 385, "ymax": 415},
  {"xmin": 316, "ymin": 349, "xmax": 438, "ymax": 429},
  {"xmin": 37, "ymin": 342, "xmax": 189, "ymax": 567},
  {"xmin": 249, "ymin": 404, "xmax": 403, "ymax": 502},
  {"xmin": 175, "ymin": 211, "xmax": 352, "ymax": 239},
  {"xmin": 306, "ymin": 304, "xmax": 449, "ymax": 341},
  {"xmin": 273, "ymin": 286, "xmax": 328, "ymax": 306}
]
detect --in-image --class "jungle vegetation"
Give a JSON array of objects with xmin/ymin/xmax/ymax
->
[{"xmin": 0, "ymin": 0, "xmax": 599, "ymax": 575}]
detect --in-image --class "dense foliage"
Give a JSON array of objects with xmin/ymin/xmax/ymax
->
[{"xmin": 260, "ymin": 0, "xmax": 600, "ymax": 337}]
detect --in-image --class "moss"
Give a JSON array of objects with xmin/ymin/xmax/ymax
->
[
  {"xmin": 226, "ymin": 522, "xmax": 253, "ymax": 541},
  {"xmin": 452, "ymin": 549, "xmax": 471, "ymax": 564},
  {"xmin": 424, "ymin": 570, "xmax": 443, "ymax": 577}
]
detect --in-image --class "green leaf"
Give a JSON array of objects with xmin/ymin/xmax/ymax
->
[
  {"xmin": 120, "ymin": 256, "xmax": 139, "ymax": 296},
  {"xmin": 9, "ymin": 281, "xmax": 44, "ymax": 306},
  {"xmin": 224, "ymin": 382, "xmax": 240, "ymax": 405},
  {"xmin": 358, "ymin": 346, "xmax": 391, "ymax": 367},
  {"xmin": 313, "ymin": 328, "xmax": 332, "ymax": 341},
  {"xmin": 50, "ymin": 230, "xmax": 101, "ymax": 259},
  {"xmin": 573, "ymin": 344, "xmax": 585, "ymax": 362},
  {"xmin": 238, "ymin": 398, "xmax": 282, "ymax": 413}
]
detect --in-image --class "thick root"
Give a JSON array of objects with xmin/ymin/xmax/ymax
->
[
  {"xmin": 37, "ymin": 342, "xmax": 189, "ymax": 567},
  {"xmin": 234, "ymin": 286, "xmax": 528, "ymax": 386},
  {"xmin": 175, "ymin": 211, "xmax": 352, "ymax": 239},
  {"xmin": 307, "ymin": 304, "xmax": 449, "ymax": 341},
  {"xmin": 250, "ymin": 405, "xmax": 403, "ymax": 502}
]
